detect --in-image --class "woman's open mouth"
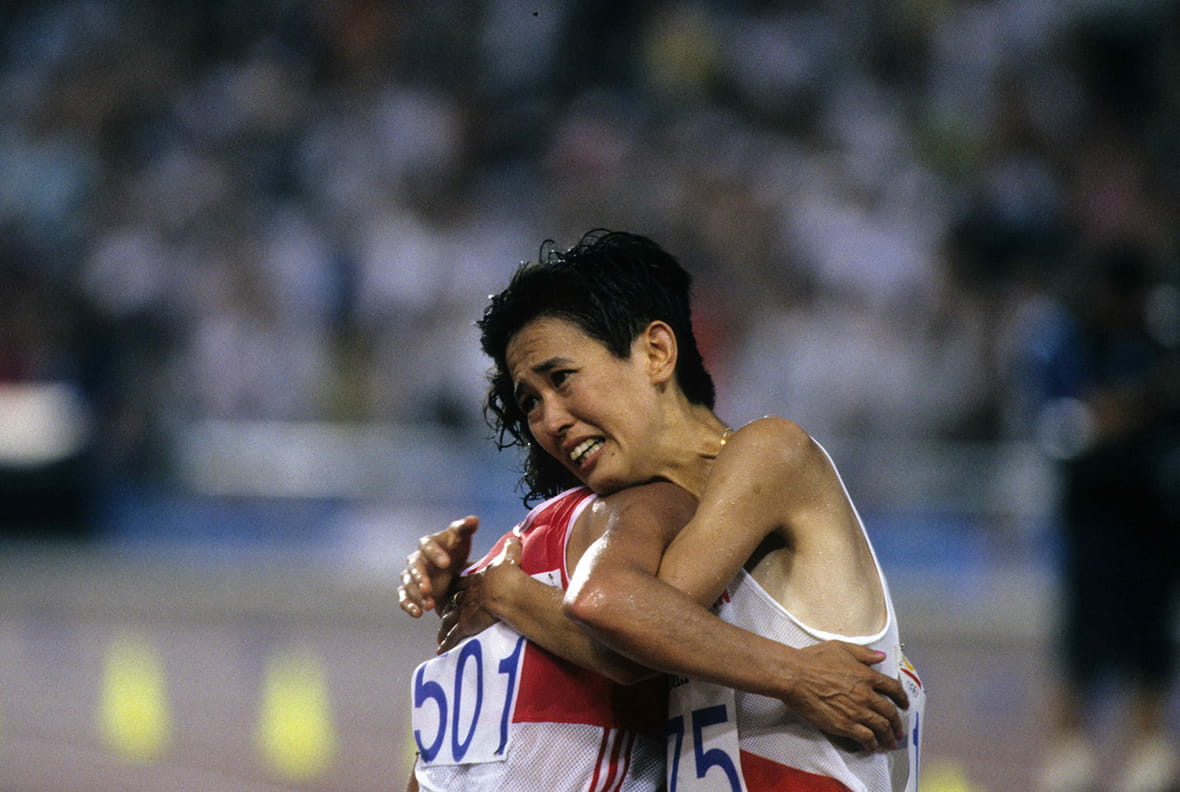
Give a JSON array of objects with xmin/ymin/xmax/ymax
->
[{"xmin": 569, "ymin": 437, "xmax": 604, "ymax": 467}]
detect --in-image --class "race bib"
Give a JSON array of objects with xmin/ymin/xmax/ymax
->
[
  {"xmin": 411, "ymin": 622, "xmax": 527, "ymax": 766},
  {"xmin": 666, "ymin": 678, "xmax": 748, "ymax": 792}
]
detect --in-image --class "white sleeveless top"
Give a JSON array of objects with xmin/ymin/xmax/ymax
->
[{"xmin": 666, "ymin": 451, "xmax": 925, "ymax": 792}]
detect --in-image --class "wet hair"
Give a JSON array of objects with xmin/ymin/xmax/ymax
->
[{"xmin": 478, "ymin": 229, "xmax": 716, "ymax": 503}]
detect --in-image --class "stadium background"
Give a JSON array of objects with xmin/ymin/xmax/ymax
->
[{"xmin": 1, "ymin": 0, "xmax": 1177, "ymax": 789}]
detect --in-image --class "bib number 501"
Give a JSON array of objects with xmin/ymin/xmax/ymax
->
[{"xmin": 412, "ymin": 629, "xmax": 526, "ymax": 766}]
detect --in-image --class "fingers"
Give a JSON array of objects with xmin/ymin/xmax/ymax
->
[
  {"xmin": 811, "ymin": 641, "xmax": 908, "ymax": 751},
  {"xmin": 398, "ymin": 552, "xmax": 435, "ymax": 614},
  {"xmin": 875, "ymin": 671, "xmax": 909, "ymax": 710},
  {"xmin": 401, "ymin": 516, "xmax": 481, "ymax": 617},
  {"xmin": 844, "ymin": 707, "xmax": 899, "ymax": 753},
  {"xmin": 859, "ymin": 678, "xmax": 904, "ymax": 749},
  {"xmin": 436, "ymin": 516, "xmax": 480, "ymax": 554},
  {"xmin": 845, "ymin": 722, "xmax": 880, "ymax": 753},
  {"xmin": 842, "ymin": 641, "xmax": 888, "ymax": 666},
  {"xmin": 398, "ymin": 579, "xmax": 425, "ymax": 617},
  {"xmin": 398, "ymin": 561, "xmax": 431, "ymax": 617},
  {"xmin": 418, "ymin": 516, "xmax": 479, "ymax": 567},
  {"xmin": 855, "ymin": 663, "xmax": 907, "ymax": 743},
  {"xmin": 883, "ymin": 699, "xmax": 904, "ymax": 745},
  {"xmin": 836, "ymin": 640, "xmax": 910, "ymax": 736},
  {"xmin": 861, "ymin": 669, "xmax": 906, "ymax": 745},
  {"xmin": 867, "ymin": 707, "xmax": 899, "ymax": 751},
  {"xmin": 418, "ymin": 535, "xmax": 454, "ymax": 569},
  {"xmin": 437, "ymin": 624, "xmax": 458, "ymax": 653},
  {"xmin": 851, "ymin": 703, "xmax": 896, "ymax": 752},
  {"xmin": 452, "ymin": 516, "xmax": 479, "ymax": 538}
]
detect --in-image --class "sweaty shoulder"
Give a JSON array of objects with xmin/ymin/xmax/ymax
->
[
  {"xmin": 722, "ymin": 416, "xmax": 820, "ymax": 482},
  {"xmin": 568, "ymin": 481, "xmax": 695, "ymax": 570},
  {"xmin": 599, "ymin": 480, "xmax": 697, "ymax": 531}
]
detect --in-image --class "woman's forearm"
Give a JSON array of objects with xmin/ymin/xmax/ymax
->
[
  {"xmin": 565, "ymin": 569, "xmax": 797, "ymax": 698},
  {"xmin": 485, "ymin": 567, "xmax": 655, "ymax": 684}
]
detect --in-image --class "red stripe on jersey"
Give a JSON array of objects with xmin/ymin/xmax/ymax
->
[
  {"xmin": 614, "ymin": 730, "xmax": 634, "ymax": 792},
  {"xmin": 510, "ymin": 623, "xmax": 664, "ymax": 732},
  {"xmin": 740, "ymin": 750, "xmax": 854, "ymax": 792},
  {"xmin": 589, "ymin": 728, "xmax": 619, "ymax": 792},
  {"xmin": 594, "ymin": 728, "xmax": 634, "ymax": 792},
  {"xmin": 601, "ymin": 729, "xmax": 623, "ymax": 792},
  {"xmin": 588, "ymin": 728, "xmax": 609, "ymax": 792}
]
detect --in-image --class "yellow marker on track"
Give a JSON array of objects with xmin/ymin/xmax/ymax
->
[
  {"xmin": 257, "ymin": 645, "xmax": 336, "ymax": 782},
  {"xmin": 920, "ymin": 758, "xmax": 985, "ymax": 792},
  {"xmin": 98, "ymin": 632, "xmax": 171, "ymax": 761}
]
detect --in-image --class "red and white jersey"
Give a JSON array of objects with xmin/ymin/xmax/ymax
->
[
  {"xmin": 666, "ymin": 457, "xmax": 925, "ymax": 792},
  {"xmin": 413, "ymin": 488, "xmax": 666, "ymax": 792}
]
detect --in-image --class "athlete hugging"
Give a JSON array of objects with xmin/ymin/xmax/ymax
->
[{"xmin": 399, "ymin": 230, "xmax": 924, "ymax": 792}]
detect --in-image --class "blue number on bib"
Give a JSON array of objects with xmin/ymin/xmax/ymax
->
[
  {"xmin": 693, "ymin": 705, "xmax": 742, "ymax": 791},
  {"xmin": 667, "ymin": 705, "xmax": 742, "ymax": 792},
  {"xmin": 411, "ymin": 627, "xmax": 528, "ymax": 766},
  {"xmin": 495, "ymin": 636, "xmax": 525, "ymax": 754},
  {"xmin": 450, "ymin": 640, "xmax": 484, "ymax": 761},
  {"xmin": 667, "ymin": 715, "xmax": 686, "ymax": 792},
  {"xmin": 413, "ymin": 665, "xmax": 448, "ymax": 762}
]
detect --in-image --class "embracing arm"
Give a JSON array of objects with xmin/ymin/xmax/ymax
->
[
  {"xmin": 565, "ymin": 418, "xmax": 907, "ymax": 751},
  {"xmin": 438, "ymin": 539, "xmax": 652, "ymax": 683},
  {"xmin": 567, "ymin": 541, "xmax": 900, "ymax": 749},
  {"xmin": 437, "ymin": 482, "xmax": 695, "ymax": 684}
]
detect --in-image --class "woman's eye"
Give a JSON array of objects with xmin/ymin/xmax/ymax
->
[
  {"xmin": 552, "ymin": 370, "xmax": 573, "ymax": 387},
  {"xmin": 519, "ymin": 394, "xmax": 538, "ymax": 414}
]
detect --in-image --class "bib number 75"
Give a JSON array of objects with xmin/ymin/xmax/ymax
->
[{"xmin": 666, "ymin": 698, "xmax": 746, "ymax": 792}]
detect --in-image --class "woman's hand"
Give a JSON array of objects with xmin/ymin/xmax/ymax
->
[
  {"xmin": 398, "ymin": 516, "xmax": 479, "ymax": 617},
  {"xmin": 436, "ymin": 536, "xmax": 523, "ymax": 652},
  {"xmin": 778, "ymin": 640, "xmax": 908, "ymax": 752}
]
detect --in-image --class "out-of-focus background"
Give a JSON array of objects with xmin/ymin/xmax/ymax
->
[{"xmin": 1, "ymin": 0, "xmax": 1178, "ymax": 790}]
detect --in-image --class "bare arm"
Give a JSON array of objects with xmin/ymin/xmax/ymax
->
[
  {"xmin": 435, "ymin": 533, "xmax": 652, "ymax": 683},
  {"xmin": 436, "ymin": 482, "xmax": 696, "ymax": 684},
  {"xmin": 566, "ymin": 418, "xmax": 907, "ymax": 751},
  {"xmin": 568, "ymin": 542, "xmax": 903, "ymax": 750}
]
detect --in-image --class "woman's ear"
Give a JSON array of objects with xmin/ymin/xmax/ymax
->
[{"xmin": 642, "ymin": 321, "xmax": 679, "ymax": 386}]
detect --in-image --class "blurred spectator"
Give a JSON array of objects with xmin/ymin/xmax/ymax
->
[
  {"xmin": 0, "ymin": 0, "xmax": 1174, "ymax": 552},
  {"xmin": 1014, "ymin": 242, "xmax": 1179, "ymax": 792}
]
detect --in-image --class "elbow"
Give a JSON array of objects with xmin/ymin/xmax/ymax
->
[
  {"xmin": 562, "ymin": 584, "xmax": 612, "ymax": 632},
  {"xmin": 563, "ymin": 587, "xmax": 655, "ymax": 686},
  {"xmin": 563, "ymin": 573, "xmax": 634, "ymax": 640}
]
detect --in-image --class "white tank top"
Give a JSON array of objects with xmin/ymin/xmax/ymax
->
[{"xmin": 666, "ymin": 453, "xmax": 925, "ymax": 792}]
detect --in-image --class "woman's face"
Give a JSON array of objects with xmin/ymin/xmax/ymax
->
[{"xmin": 505, "ymin": 316, "xmax": 659, "ymax": 494}]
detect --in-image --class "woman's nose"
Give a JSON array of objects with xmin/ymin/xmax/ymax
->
[{"xmin": 539, "ymin": 400, "xmax": 574, "ymax": 437}]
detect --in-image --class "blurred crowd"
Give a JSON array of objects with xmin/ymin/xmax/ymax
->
[
  {"xmin": 2, "ymin": 2, "xmax": 1179, "ymax": 783},
  {"xmin": 0, "ymin": 0, "xmax": 1178, "ymax": 492}
]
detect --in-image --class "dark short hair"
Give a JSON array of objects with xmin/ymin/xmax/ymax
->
[{"xmin": 478, "ymin": 229, "xmax": 716, "ymax": 503}]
